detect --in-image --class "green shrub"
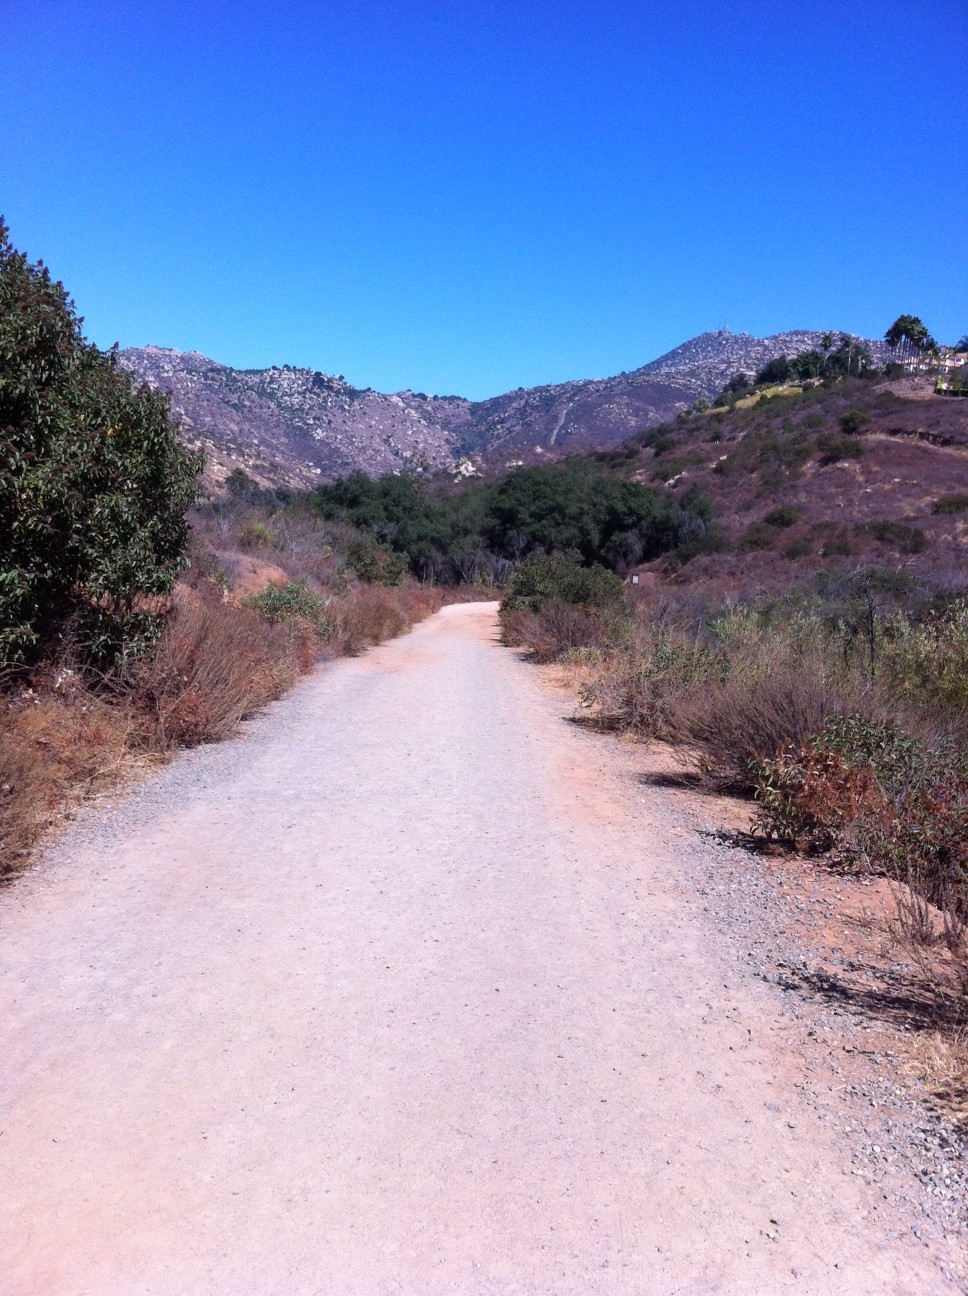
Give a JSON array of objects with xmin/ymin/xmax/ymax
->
[
  {"xmin": 225, "ymin": 467, "xmax": 260, "ymax": 497},
  {"xmin": 502, "ymin": 554, "xmax": 626, "ymax": 613},
  {"xmin": 820, "ymin": 531, "xmax": 855, "ymax": 557},
  {"xmin": 347, "ymin": 538, "xmax": 408, "ymax": 586},
  {"xmin": 235, "ymin": 520, "xmax": 277, "ymax": 549},
  {"xmin": 856, "ymin": 521, "xmax": 928, "ymax": 554},
  {"xmin": 0, "ymin": 222, "xmax": 201, "ymax": 666},
  {"xmin": 764, "ymin": 505, "xmax": 801, "ymax": 529},
  {"xmin": 878, "ymin": 598, "xmax": 968, "ymax": 720},
  {"xmin": 933, "ymin": 493, "xmax": 968, "ymax": 515},
  {"xmin": 838, "ymin": 409, "xmax": 870, "ymax": 436},
  {"xmin": 738, "ymin": 522, "xmax": 775, "ymax": 551},
  {"xmin": 714, "ymin": 431, "xmax": 812, "ymax": 479},
  {"xmin": 754, "ymin": 717, "xmax": 968, "ymax": 943},
  {"xmin": 244, "ymin": 580, "xmax": 328, "ymax": 633},
  {"xmin": 647, "ymin": 432, "xmax": 677, "ymax": 457},
  {"xmin": 816, "ymin": 432, "xmax": 866, "ymax": 464},
  {"xmin": 782, "ymin": 539, "xmax": 813, "ymax": 560}
]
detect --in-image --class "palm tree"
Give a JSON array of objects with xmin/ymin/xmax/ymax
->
[{"xmin": 885, "ymin": 315, "xmax": 930, "ymax": 366}]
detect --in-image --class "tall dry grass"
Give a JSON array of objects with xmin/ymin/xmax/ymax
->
[
  {"xmin": 516, "ymin": 586, "xmax": 968, "ymax": 1015},
  {"xmin": 1, "ymin": 579, "xmax": 445, "ymax": 878}
]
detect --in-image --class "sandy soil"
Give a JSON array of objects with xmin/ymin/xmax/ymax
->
[{"xmin": 0, "ymin": 602, "xmax": 960, "ymax": 1294}]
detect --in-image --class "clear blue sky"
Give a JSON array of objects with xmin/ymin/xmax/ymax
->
[{"xmin": 2, "ymin": 1, "xmax": 965, "ymax": 399}]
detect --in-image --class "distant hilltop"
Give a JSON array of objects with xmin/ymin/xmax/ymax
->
[{"xmin": 121, "ymin": 329, "xmax": 889, "ymax": 489}]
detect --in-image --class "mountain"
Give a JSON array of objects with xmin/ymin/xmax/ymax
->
[{"xmin": 120, "ymin": 329, "xmax": 889, "ymax": 489}]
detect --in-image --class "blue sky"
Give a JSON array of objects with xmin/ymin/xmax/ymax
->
[{"xmin": 2, "ymin": 1, "xmax": 965, "ymax": 399}]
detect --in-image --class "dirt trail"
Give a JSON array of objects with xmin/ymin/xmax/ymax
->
[{"xmin": 0, "ymin": 603, "xmax": 957, "ymax": 1294}]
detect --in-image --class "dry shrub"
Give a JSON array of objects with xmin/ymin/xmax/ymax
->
[
  {"xmin": 665, "ymin": 666, "xmax": 842, "ymax": 790},
  {"xmin": 327, "ymin": 585, "xmax": 442, "ymax": 656},
  {"xmin": 0, "ymin": 724, "xmax": 51, "ymax": 875},
  {"xmin": 0, "ymin": 688, "xmax": 134, "ymax": 877},
  {"xmin": 502, "ymin": 602, "xmax": 622, "ymax": 663},
  {"xmin": 126, "ymin": 591, "xmax": 317, "ymax": 748},
  {"xmin": 580, "ymin": 630, "xmax": 718, "ymax": 736},
  {"xmin": 2, "ymin": 579, "xmax": 446, "ymax": 878}
]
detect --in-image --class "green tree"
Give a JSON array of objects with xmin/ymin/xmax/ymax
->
[
  {"xmin": 0, "ymin": 221, "xmax": 202, "ymax": 665},
  {"xmin": 884, "ymin": 314, "xmax": 930, "ymax": 362}
]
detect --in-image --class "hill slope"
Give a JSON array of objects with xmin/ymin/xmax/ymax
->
[
  {"xmin": 121, "ymin": 329, "xmax": 889, "ymax": 488},
  {"xmin": 590, "ymin": 373, "xmax": 968, "ymax": 594}
]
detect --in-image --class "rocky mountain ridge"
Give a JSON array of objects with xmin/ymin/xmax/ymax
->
[{"xmin": 120, "ymin": 329, "xmax": 888, "ymax": 488}]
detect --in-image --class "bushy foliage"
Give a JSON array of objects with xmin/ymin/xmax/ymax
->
[
  {"xmin": 838, "ymin": 408, "xmax": 870, "ymax": 435},
  {"xmin": 502, "ymin": 553, "xmax": 626, "ymax": 613},
  {"xmin": 244, "ymin": 579, "xmax": 328, "ymax": 632},
  {"xmin": 764, "ymin": 505, "xmax": 801, "ymax": 528},
  {"xmin": 754, "ymin": 715, "xmax": 968, "ymax": 976},
  {"xmin": 0, "ymin": 221, "xmax": 201, "ymax": 665},
  {"xmin": 313, "ymin": 460, "xmax": 697, "ymax": 582},
  {"xmin": 346, "ymin": 537, "xmax": 408, "ymax": 586},
  {"xmin": 856, "ymin": 520, "xmax": 928, "ymax": 554},
  {"xmin": 933, "ymin": 494, "xmax": 968, "ymax": 516},
  {"xmin": 816, "ymin": 431, "xmax": 866, "ymax": 464}
]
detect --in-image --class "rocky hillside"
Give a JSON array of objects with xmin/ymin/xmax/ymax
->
[
  {"xmin": 636, "ymin": 329, "xmax": 892, "ymax": 390},
  {"xmin": 121, "ymin": 329, "xmax": 888, "ymax": 488}
]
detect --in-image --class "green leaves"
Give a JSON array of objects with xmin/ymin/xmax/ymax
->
[{"xmin": 0, "ymin": 220, "xmax": 202, "ymax": 666}]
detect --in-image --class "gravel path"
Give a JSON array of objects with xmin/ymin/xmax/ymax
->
[{"xmin": 0, "ymin": 602, "xmax": 959, "ymax": 1294}]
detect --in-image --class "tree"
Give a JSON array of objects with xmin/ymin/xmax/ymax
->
[
  {"xmin": 755, "ymin": 356, "xmax": 793, "ymax": 385},
  {"xmin": 884, "ymin": 314, "xmax": 930, "ymax": 362},
  {"xmin": 0, "ymin": 220, "xmax": 202, "ymax": 666}
]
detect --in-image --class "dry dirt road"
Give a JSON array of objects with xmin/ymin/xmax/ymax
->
[{"xmin": 0, "ymin": 603, "xmax": 958, "ymax": 1294}]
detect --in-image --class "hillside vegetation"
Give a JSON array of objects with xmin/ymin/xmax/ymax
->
[
  {"xmin": 490, "ymin": 363, "xmax": 968, "ymax": 1017},
  {"xmin": 0, "ymin": 226, "xmax": 452, "ymax": 876}
]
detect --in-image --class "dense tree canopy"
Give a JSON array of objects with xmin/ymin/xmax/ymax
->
[
  {"xmin": 312, "ymin": 460, "xmax": 703, "ymax": 583},
  {"xmin": 885, "ymin": 314, "xmax": 931, "ymax": 353},
  {"xmin": 0, "ymin": 221, "xmax": 201, "ymax": 665}
]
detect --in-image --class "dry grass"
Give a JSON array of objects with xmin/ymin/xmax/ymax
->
[
  {"xmin": 125, "ymin": 590, "xmax": 317, "ymax": 749},
  {"xmin": 662, "ymin": 667, "xmax": 844, "ymax": 790},
  {"xmin": 502, "ymin": 603, "xmax": 623, "ymax": 663},
  {"xmin": 1, "ymin": 686, "xmax": 136, "ymax": 877},
  {"xmin": 328, "ymin": 585, "xmax": 443, "ymax": 656},
  {"xmin": 1, "ymin": 580, "xmax": 447, "ymax": 879}
]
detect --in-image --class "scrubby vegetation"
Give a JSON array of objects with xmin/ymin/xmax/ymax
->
[
  {"xmin": 311, "ymin": 461, "xmax": 707, "ymax": 582},
  {"xmin": 0, "ymin": 219, "xmax": 201, "ymax": 666},
  {"xmin": 0, "ymin": 227, "xmax": 449, "ymax": 877},
  {"xmin": 504, "ymin": 569, "xmax": 968, "ymax": 1007},
  {"xmin": 5, "ymin": 207, "xmax": 967, "ymax": 1035}
]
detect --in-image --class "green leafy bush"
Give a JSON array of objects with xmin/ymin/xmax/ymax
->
[
  {"xmin": 933, "ymin": 494, "xmax": 968, "ymax": 515},
  {"xmin": 313, "ymin": 461, "xmax": 690, "ymax": 582},
  {"xmin": 783, "ymin": 539, "xmax": 813, "ymax": 560},
  {"xmin": 244, "ymin": 579, "xmax": 328, "ymax": 633},
  {"xmin": 856, "ymin": 521, "xmax": 928, "ymax": 554},
  {"xmin": 738, "ymin": 522, "xmax": 775, "ymax": 551},
  {"xmin": 764, "ymin": 505, "xmax": 801, "ymax": 529},
  {"xmin": 346, "ymin": 538, "xmax": 408, "ymax": 586},
  {"xmin": 0, "ymin": 221, "xmax": 201, "ymax": 665},
  {"xmin": 502, "ymin": 554, "xmax": 626, "ymax": 614},
  {"xmin": 235, "ymin": 520, "xmax": 277, "ymax": 549},
  {"xmin": 838, "ymin": 408, "xmax": 870, "ymax": 435},
  {"xmin": 816, "ymin": 432, "xmax": 866, "ymax": 464}
]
